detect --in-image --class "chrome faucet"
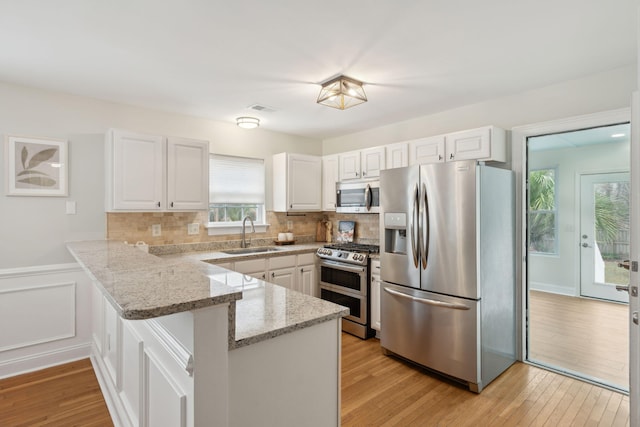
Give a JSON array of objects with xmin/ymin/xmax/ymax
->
[{"xmin": 241, "ymin": 216, "xmax": 255, "ymax": 248}]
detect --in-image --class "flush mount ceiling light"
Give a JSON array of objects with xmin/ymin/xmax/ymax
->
[
  {"xmin": 317, "ymin": 75, "xmax": 367, "ymax": 110},
  {"xmin": 236, "ymin": 116, "xmax": 260, "ymax": 129}
]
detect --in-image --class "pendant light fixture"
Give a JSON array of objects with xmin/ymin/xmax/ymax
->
[
  {"xmin": 317, "ymin": 75, "xmax": 367, "ymax": 110},
  {"xmin": 236, "ymin": 116, "xmax": 260, "ymax": 129}
]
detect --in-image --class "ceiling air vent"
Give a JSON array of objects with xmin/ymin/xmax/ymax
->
[{"xmin": 248, "ymin": 103, "xmax": 277, "ymax": 113}]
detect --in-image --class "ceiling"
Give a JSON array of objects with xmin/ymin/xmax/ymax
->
[
  {"xmin": 0, "ymin": 1, "xmax": 637, "ymax": 140},
  {"xmin": 528, "ymin": 123, "xmax": 631, "ymax": 151}
]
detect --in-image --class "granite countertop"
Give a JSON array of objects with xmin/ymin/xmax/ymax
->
[
  {"xmin": 67, "ymin": 240, "xmax": 348, "ymax": 349},
  {"xmin": 158, "ymin": 242, "xmax": 323, "ymax": 264}
]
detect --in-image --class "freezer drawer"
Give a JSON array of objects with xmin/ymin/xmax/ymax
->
[{"xmin": 380, "ymin": 283, "xmax": 480, "ymax": 386}]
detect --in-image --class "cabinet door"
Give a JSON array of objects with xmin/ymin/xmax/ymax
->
[
  {"xmin": 386, "ymin": 142, "xmax": 408, "ymax": 169},
  {"xmin": 408, "ymin": 135, "xmax": 446, "ymax": 165},
  {"xmin": 361, "ymin": 147, "xmax": 385, "ymax": 178},
  {"xmin": 269, "ymin": 267, "xmax": 296, "ymax": 290},
  {"xmin": 298, "ymin": 264, "xmax": 316, "ymax": 297},
  {"xmin": 103, "ymin": 299, "xmax": 121, "ymax": 388},
  {"xmin": 339, "ymin": 151, "xmax": 361, "ymax": 180},
  {"xmin": 288, "ymin": 154, "xmax": 322, "ymax": 211},
  {"xmin": 110, "ymin": 130, "xmax": 165, "ymax": 210},
  {"xmin": 445, "ymin": 127, "xmax": 491, "ymax": 161},
  {"xmin": 167, "ymin": 137, "xmax": 209, "ymax": 210},
  {"xmin": 322, "ymin": 155, "xmax": 339, "ymax": 211}
]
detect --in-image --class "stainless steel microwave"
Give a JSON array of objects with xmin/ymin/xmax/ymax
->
[{"xmin": 336, "ymin": 180, "xmax": 380, "ymax": 213}]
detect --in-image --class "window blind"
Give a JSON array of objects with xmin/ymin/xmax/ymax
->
[{"xmin": 209, "ymin": 154, "xmax": 265, "ymax": 204}]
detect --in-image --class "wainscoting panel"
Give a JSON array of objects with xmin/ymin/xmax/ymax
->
[
  {"xmin": 0, "ymin": 282, "xmax": 76, "ymax": 352},
  {"xmin": 0, "ymin": 263, "xmax": 92, "ymax": 379}
]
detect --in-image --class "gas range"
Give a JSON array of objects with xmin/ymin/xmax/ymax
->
[{"xmin": 316, "ymin": 243, "xmax": 380, "ymax": 266}]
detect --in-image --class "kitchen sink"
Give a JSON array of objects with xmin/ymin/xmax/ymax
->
[{"xmin": 221, "ymin": 246, "xmax": 281, "ymax": 255}]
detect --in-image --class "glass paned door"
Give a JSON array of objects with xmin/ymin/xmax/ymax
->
[{"xmin": 580, "ymin": 172, "xmax": 630, "ymax": 303}]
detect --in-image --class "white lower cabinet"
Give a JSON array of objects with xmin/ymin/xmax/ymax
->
[
  {"xmin": 296, "ymin": 253, "xmax": 317, "ymax": 297},
  {"xmin": 103, "ymin": 299, "xmax": 121, "ymax": 388},
  {"xmin": 370, "ymin": 259, "xmax": 381, "ymax": 333},
  {"xmin": 268, "ymin": 255, "xmax": 297, "ymax": 290},
  {"xmin": 216, "ymin": 252, "xmax": 318, "ymax": 296},
  {"xmin": 120, "ymin": 322, "xmax": 143, "ymax": 426}
]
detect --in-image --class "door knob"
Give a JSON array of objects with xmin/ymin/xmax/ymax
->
[
  {"xmin": 633, "ymin": 312, "xmax": 638, "ymax": 326},
  {"xmin": 581, "ymin": 243, "xmax": 592, "ymax": 248},
  {"xmin": 616, "ymin": 284, "xmax": 629, "ymax": 293},
  {"xmin": 618, "ymin": 260, "xmax": 631, "ymax": 270}
]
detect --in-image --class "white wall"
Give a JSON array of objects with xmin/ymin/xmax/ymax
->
[
  {"xmin": 0, "ymin": 82, "xmax": 321, "ymax": 269},
  {"xmin": 322, "ymin": 66, "xmax": 637, "ymax": 154},
  {"xmin": 528, "ymin": 141, "xmax": 630, "ymax": 296}
]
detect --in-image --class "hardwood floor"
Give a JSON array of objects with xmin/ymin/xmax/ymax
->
[
  {"xmin": 0, "ymin": 358, "xmax": 112, "ymax": 427},
  {"xmin": 529, "ymin": 290, "xmax": 629, "ymax": 389},
  {"xmin": 0, "ymin": 334, "xmax": 630, "ymax": 426},
  {"xmin": 341, "ymin": 333, "xmax": 630, "ymax": 426}
]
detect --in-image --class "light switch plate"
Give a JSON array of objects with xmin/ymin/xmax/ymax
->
[
  {"xmin": 66, "ymin": 201, "xmax": 76, "ymax": 215},
  {"xmin": 151, "ymin": 224, "xmax": 161, "ymax": 237}
]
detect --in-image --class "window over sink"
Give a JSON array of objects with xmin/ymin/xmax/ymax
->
[{"xmin": 207, "ymin": 154, "xmax": 268, "ymax": 235}]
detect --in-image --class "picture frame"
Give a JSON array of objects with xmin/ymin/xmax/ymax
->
[{"xmin": 5, "ymin": 135, "xmax": 68, "ymax": 197}]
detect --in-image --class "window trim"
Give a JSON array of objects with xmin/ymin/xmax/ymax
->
[
  {"xmin": 207, "ymin": 154, "xmax": 268, "ymax": 235},
  {"xmin": 528, "ymin": 167, "xmax": 559, "ymax": 256}
]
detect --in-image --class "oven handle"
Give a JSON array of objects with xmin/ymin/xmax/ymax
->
[
  {"xmin": 383, "ymin": 287, "xmax": 470, "ymax": 310},
  {"xmin": 320, "ymin": 259, "xmax": 367, "ymax": 274}
]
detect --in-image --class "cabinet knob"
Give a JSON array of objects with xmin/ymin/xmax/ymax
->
[
  {"xmin": 300, "ymin": 268, "xmax": 304, "ymax": 273},
  {"xmin": 362, "ymin": 171, "xmax": 366, "ymax": 176},
  {"xmin": 438, "ymin": 155, "xmax": 443, "ymax": 161},
  {"xmin": 449, "ymin": 153, "xmax": 454, "ymax": 160},
  {"xmin": 271, "ymin": 272, "xmax": 275, "ymax": 278},
  {"xmin": 170, "ymin": 202, "xmax": 174, "ymax": 208},
  {"xmin": 262, "ymin": 274, "xmax": 266, "ymax": 280},
  {"xmin": 156, "ymin": 202, "xmax": 161, "ymax": 208}
]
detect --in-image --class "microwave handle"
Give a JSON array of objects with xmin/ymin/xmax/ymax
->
[{"xmin": 365, "ymin": 183, "xmax": 371, "ymax": 211}]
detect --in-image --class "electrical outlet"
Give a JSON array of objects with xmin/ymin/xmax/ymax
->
[
  {"xmin": 187, "ymin": 223, "xmax": 199, "ymax": 235},
  {"xmin": 151, "ymin": 224, "xmax": 161, "ymax": 237}
]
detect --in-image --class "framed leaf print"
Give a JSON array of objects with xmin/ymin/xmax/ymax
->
[{"xmin": 5, "ymin": 136, "xmax": 68, "ymax": 196}]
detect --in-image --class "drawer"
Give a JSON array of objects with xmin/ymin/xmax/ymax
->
[
  {"xmin": 268, "ymin": 255, "xmax": 296, "ymax": 269},
  {"xmin": 297, "ymin": 252, "xmax": 316, "ymax": 265},
  {"xmin": 234, "ymin": 258, "xmax": 266, "ymax": 274}
]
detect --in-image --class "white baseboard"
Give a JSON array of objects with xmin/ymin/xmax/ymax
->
[
  {"xmin": 529, "ymin": 281, "xmax": 576, "ymax": 297},
  {"xmin": 0, "ymin": 342, "xmax": 91, "ymax": 379}
]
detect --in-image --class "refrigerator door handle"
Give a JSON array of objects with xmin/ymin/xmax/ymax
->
[
  {"xmin": 420, "ymin": 182, "xmax": 429, "ymax": 270},
  {"xmin": 410, "ymin": 183, "xmax": 419, "ymax": 268},
  {"xmin": 383, "ymin": 287, "xmax": 471, "ymax": 310}
]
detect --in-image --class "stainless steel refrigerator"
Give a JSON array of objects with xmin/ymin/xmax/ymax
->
[{"xmin": 379, "ymin": 160, "xmax": 515, "ymax": 392}]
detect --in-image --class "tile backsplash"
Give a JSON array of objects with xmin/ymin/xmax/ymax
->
[{"xmin": 106, "ymin": 211, "xmax": 380, "ymax": 248}]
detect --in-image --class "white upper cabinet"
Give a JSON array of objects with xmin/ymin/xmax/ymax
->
[
  {"xmin": 445, "ymin": 126, "xmax": 506, "ymax": 162},
  {"xmin": 339, "ymin": 147, "xmax": 385, "ymax": 180},
  {"xmin": 322, "ymin": 154, "xmax": 339, "ymax": 211},
  {"xmin": 107, "ymin": 129, "xmax": 165, "ymax": 211},
  {"xmin": 408, "ymin": 126, "xmax": 506, "ymax": 165},
  {"xmin": 361, "ymin": 147, "xmax": 385, "ymax": 178},
  {"xmin": 273, "ymin": 152, "xmax": 322, "ymax": 212},
  {"xmin": 166, "ymin": 137, "xmax": 209, "ymax": 210},
  {"xmin": 338, "ymin": 151, "xmax": 360, "ymax": 180},
  {"xmin": 106, "ymin": 129, "xmax": 209, "ymax": 212},
  {"xmin": 385, "ymin": 142, "xmax": 409, "ymax": 169},
  {"xmin": 408, "ymin": 135, "xmax": 446, "ymax": 165}
]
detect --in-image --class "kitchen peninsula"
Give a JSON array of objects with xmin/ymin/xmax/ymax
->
[{"xmin": 67, "ymin": 240, "xmax": 347, "ymax": 427}]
